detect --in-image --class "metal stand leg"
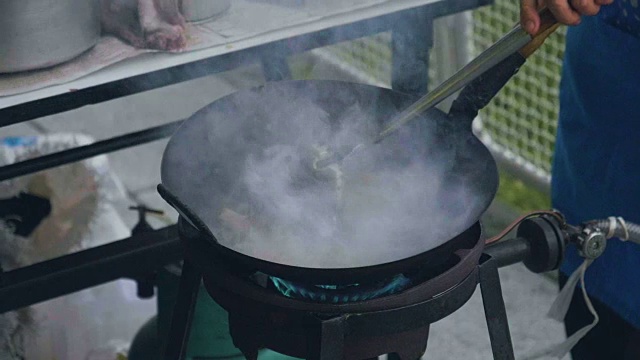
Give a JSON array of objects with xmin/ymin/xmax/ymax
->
[
  {"xmin": 229, "ymin": 314, "xmax": 261, "ymax": 360},
  {"xmin": 309, "ymin": 316, "xmax": 346, "ymax": 360},
  {"xmin": 479, "ymin": 255, "xmax": 515, "ymax": 360},
  {"xmin": 163, "ymin": 260, "xmax": 201, "ymax": 360},
  {"xmin": 391, "ymin": 8, "xmax": 433, "ymax": 97}
]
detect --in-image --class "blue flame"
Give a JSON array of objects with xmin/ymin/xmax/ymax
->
[{"xmin": 270, "ymin": 275, "xmax": 411, "ymax": 303}]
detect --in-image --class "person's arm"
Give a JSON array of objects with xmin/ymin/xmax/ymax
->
[{"xmin": 520, "ymin": 0, "xmax": 613, "ymax": 35}]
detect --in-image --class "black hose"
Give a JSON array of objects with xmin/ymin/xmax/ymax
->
[{"xmin": 484, "ymin": 237, "xmax": 532, "ymax": 268}]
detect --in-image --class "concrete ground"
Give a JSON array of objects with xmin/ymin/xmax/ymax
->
[{"xmin": 2, "ymin": 56, "xmax": 567, "ymax": 359}]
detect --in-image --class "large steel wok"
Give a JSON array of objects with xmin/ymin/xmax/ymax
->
[
  {"xmin": 159, "ymin": 79, "xmax": 492, "ymax": 283},
  {"xmin": 159, "ymin": 12, "xmax": 559, "ymax": 285}
]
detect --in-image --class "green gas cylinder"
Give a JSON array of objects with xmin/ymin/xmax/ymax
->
[{"xmin": 128, "ymin": 263, "xmax": 299, "ymax": 360}]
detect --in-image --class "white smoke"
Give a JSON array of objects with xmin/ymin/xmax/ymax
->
[{"xmin": 162, "ymin": 82, "xmax": 488, "ymax": 269}]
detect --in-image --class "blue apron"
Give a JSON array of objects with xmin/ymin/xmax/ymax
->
[{"xmin": 553, "ymin": 2, "xmax": 640, "ymax": 329}]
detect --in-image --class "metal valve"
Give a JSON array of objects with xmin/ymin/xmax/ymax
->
[
  {"xmin": 129, "ymin": 205, "xmax": 165, "ymax": 299},
  {"xmin": 129, "ymin": 205, "xmax": 164, "ymax": 235},
  {"xmin": 486, "ymin": 212, "xmax": 640, "ymax": 272},
  {"xmin": 575, "ymin": 227, "xmax": 607, "ymax": 259}
]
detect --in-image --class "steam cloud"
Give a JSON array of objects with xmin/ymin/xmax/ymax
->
[{"xmin": 162, "ymin": 81, "xmax": 489, "ymax": 269}]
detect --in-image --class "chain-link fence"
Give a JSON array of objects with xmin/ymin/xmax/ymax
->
[
  {"xmin": 471, "ymin": 2, "xmax": 565, "ymax": 192},
  {"xmin": 310, "ymin": 31, "xmax": 393, "ymax": 87},
  {"xmin": 311, "ymin": 1, "xmax": 566, "ymax": 192}
]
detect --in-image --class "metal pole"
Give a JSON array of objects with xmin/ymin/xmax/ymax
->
[
  {"xmin": 0, "ymin": 225, "xmax": 180, "ymax": 313},
  {"xmin": 478, "ymin": 256, "xmax": 516, "ymax": 360},
  {"xmin": 0, "ymin": 120, "xmax": 182, "ymax": 181},
  {"xmin": 163, "ymin": 259, "xmax": 201, "ymax": 360}
]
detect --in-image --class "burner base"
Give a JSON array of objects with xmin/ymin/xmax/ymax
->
[
  {"xmin": 163, "ymin": 255, "xmax": 517, "ymax": 360},
  {"xmin": 202, "ymin": 267, "xmax": 478, "ymax": 360},
  {"xmin": 229, "ymin": 312, "xmax": 429, "ymax": 360}
]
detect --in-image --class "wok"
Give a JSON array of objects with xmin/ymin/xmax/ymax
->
[
  {"xmin": 159, "ymin": 13, "xmax": 559, "ymax": 280},
  {"xmin": 160, "ymin": 80, "xmax": 495, "ymax": 267}
]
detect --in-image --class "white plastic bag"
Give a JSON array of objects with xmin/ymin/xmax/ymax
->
[{"xmin": 0, "ymin": 134, "xmax": 156, "ymax": 360}]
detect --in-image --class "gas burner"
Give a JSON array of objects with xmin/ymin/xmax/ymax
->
[
  {"xmin": 158, "ymin": 174, "xmax": 622, "ymax": 360},
  {"xmin": 160, "ymin": 207, "xmax": 592, "ymax": 360},
  {"xmin": 160, "ymin": 217, "xmax": 517, "ymax": 360},
  {"xmin": 266, "ymin": 250, "xmax": 464, "ymax": 304},
  {"xmin": 269, "ymin": 274, "xmax": 412, "ymax": 303}
]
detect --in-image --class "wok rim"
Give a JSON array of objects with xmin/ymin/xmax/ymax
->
[
  {"xmin": 178, "ymin": 210, "xmax": 484, "ymax": 285},
  {"xmin": 159, "ymin": 183, "xmax": 483, "ymax": 284}
]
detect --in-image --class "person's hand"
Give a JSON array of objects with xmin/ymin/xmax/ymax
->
[{"xmin": 520, "ymin": 0, "xmax": 614, "ymax": 35}]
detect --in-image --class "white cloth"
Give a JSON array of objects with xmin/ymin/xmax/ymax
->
[
  {"xmin": 0, "ymin": 0, "xmax": 390, "ymax": 97},
  {"xmin": 521, "ymin": 259, "xmax": 598, "ymax": 360}
]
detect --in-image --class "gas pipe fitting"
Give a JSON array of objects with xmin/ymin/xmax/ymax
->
[
  {"xmin": 570, "ymin": 216, "xmax": 640, "ymax": 260},
  {"xmin": 574, "ymin": 226, "xmax": 607, "ymax": 260}
]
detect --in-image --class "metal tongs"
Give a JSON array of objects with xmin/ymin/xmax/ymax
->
[
  {"xmin": 314, "ymin": 10, "xmax": 560, "ymax": 170},
  {"xmin": 375, "ymin": 9, "xmax": 560, "ymax": 142}
]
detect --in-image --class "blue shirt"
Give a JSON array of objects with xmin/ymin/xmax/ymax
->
[
  {"xmin": 553, "ymin": 3, "xmax": 640, "ymax": 328},
  {"xmin": 600, "ymin": 0, "xmax": 640, "ymax": 38}
]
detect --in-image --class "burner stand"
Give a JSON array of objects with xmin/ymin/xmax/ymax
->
[
  {"xmin": 205, "ymin": 266, "xmax": 479, "ymax": 360},
  {"xmin": 163, "ymin": 219, "xmax": 516, "ymax": 360}
]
